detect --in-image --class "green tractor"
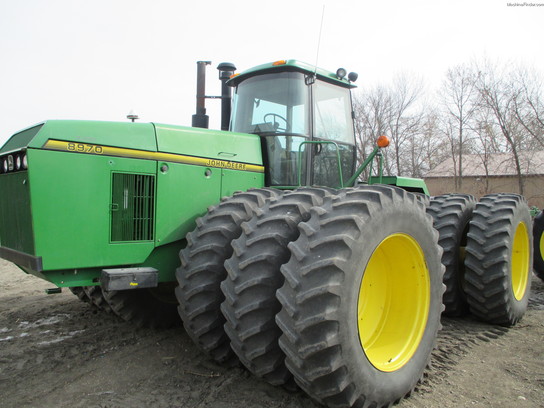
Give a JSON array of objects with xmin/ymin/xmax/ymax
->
[{"xmin": 0, "ymin": 59, "xmax": 533, "ymax": 407}]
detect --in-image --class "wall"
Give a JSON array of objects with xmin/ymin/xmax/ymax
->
[{"xmin": 424, "ymin": 175, "xmax": 544, "ymax": 209}]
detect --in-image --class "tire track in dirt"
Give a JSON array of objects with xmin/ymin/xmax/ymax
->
[
  {"xmin": 1, "ymin": 260, "xmax": 543, "ymax": 408},
  {"xmin": 409, "ymin": 275, "xmax": 544, "ymax": 407}
]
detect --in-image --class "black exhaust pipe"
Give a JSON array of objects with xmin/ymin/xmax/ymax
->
[
  {"xmin": 217, "ymin": 62, "xmax": 236, "ymax": 131},
  {"xmin": 192, "ymin": 61, "xmax": 211, "ymax": 129}
]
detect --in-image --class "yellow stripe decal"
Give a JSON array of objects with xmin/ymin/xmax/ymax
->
[{"xmin": 42, "ymin": 139, "xmax": 265, "ymax": 173}]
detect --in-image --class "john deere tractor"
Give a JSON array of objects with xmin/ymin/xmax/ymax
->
[{"xmin": 0, "ymin": 60, "xmax": 533, "ymax": 407}]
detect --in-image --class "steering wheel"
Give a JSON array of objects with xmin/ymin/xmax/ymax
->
[{"xmin": 264, "ymin": 113, "xmax": 289, "ymax": 132}]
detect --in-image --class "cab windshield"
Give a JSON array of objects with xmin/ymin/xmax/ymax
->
[
  {"xmin": 231, "ymin": 71, "xmax": 309, "ymax": 135},
  {"xmin": 231, "ymin": 71, "xmax": 355, "ymax": 187}
]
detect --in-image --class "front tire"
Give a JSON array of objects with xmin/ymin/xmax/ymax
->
[
  {"xmin": 276, "ymin": 186, "xmax": 444, "ymax": 408},
  {"xmin": 175, "ymin": 189, "xmax": 281, "ymax": 363},
  {"xmin": 220, "ymin": 187, "xmax": 334, "ymax": 386}
]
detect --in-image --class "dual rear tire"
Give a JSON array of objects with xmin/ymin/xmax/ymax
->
[
  {"xmin": 427, "ymin": 194, "xmax": 475, "ymax": 316},
  {"xmin": 533, "ymin": 211, "xmax": 544, "ymax": 281},
  {"xmin": 428, "ymin": 193, "xmax": 533, "ymax": 326},
  {"xmin": 464, "ymin": 194, "xmax": 533, "ymax": 326}
]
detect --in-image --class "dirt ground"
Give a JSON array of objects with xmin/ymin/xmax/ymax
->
[{"xmin": 0, "ymin": 258, "xmax": 542, "ymax": 408}]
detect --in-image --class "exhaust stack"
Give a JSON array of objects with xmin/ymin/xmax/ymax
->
[
  {"xmin": 217, "ymin": 62, "xmax": 236, "ymax": 131},
  {"xmin": 192, "ymin": 61, "xmax": 211, "ymax": 129},
  {"xmin": 191, "ymin": 61, "xmax": 237, "ymax": 130}
]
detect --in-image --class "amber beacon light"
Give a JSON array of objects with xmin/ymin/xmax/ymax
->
[{"xmin": 377, "ymin": 135, "xmax": 390, "ymax": 148}]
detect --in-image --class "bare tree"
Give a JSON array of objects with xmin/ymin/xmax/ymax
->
[
  {"xmin": 353, "ymin": 76, "xmax": 424, "ymax": 179},
  {"xmin": 388, "ymin": 74, "xmax": 424, "ymax": 176},
  {"xmin": 471, "ymin": 113, "xmax": 502, "ymax": 195},
  {"xmin": 512, "ymin": 68, "xmax": 544, "ymax": 149},
  {"xmin": 474, "ymin": 61, "xmax": 528, "ymax": 195},
  {"xmin": 353, "ymin": 59, "xmax": 543, "ymax": 192},
  {"xmin": 438, "ymin": 115, "xmax": 460, "ymax": 182},
  {"xmin": 418, "ymin": 110, "xmax": 450, "ymax": 177},
  {"xmin": 439, "ymin": 64, "xmax": 478, "ymax": 189},
  {"xmin": 352, "ymin": 87, "xmax": 394, "ymax": 178}
]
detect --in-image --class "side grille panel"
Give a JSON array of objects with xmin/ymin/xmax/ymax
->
[{"xmin": 111, "ymin": 173, "xmax": 155, "ymax": 242}]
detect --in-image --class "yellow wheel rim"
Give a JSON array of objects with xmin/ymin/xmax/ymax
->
[
  {"xmin": 511, "ymin": 222, "xmax": 530, "ymax": 301},
  {"xmin": 358, "ymin": 233, "xmax": 430, "ymax": 372},
  {"xmin": 540, "ymin": 230, "xmax": 544, "ymax": 263}
]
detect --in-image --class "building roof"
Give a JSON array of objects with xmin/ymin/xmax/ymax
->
[{"xmin": 425, "ymin": 151, "xmax": 544, "ymax": 178}]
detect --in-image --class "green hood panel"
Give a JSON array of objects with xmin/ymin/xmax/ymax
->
[
  {"xmin": 1, "ymin": 120, "xmax": 263, "ymax": 169},
  {"xmin": 27, "ymin": 120, "xmax": 158, "ymax": 151},
  {"xmin": 0, "ymin": 124, "xmax": 43, "ymax": 154},
  {"xmin": 154, "ymin": 123, "xmax": 263, "ymax": 166}
]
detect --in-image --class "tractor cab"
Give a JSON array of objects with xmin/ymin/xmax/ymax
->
[{"xmin": 228, "ymin": 60, "xmax": 358, "ymax": 188}]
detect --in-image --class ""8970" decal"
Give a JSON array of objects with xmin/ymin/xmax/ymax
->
[{"xmin": 66, "ymin": 142, "xmax": 104, "ymax": 154}]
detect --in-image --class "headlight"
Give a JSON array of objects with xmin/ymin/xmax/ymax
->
[{"xmin": 1, "ymin": 153, "xmax": 28, "ymax": 173}]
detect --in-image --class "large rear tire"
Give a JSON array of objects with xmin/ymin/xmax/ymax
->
[
  {"xmin": 427, "ymin": 194, "xmax": 475, "ymax": 316},
  {"xmin": 220, "ymin": 187, "xmax": 334, "ymax": 386},
  {"xmin": 533, "ymin": 211, "xmax": 544, "ymax": 281},
  {"xmin": 175, "ymin": 189, "xmax": 281, "ymax": 363},
  {"xmin": 464, "ymin": 194, "xmax": 533, "ymax": 326},
  {"xmin": 103, "ymin": 283, "xmax": 180, "ymax": 328},
  {"xmin": 276, "ymin": 186, "xmax": 444, "ymax": 408}
]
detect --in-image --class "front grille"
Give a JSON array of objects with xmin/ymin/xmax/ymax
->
[
  {"xmin": 111, "ymin": 173, "xmax": 155, "ymax": 242},
  {"xmin": 0, "ymin": 171, "xmax": 35, "ymax": 253}
]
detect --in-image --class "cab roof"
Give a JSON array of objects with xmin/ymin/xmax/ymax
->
[{"xmin": 227, "ymin": 59, "xmax": 357, "ymax": 89}]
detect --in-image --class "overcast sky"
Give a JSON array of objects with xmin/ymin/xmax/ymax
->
[{"xmin": 0, "ymin": 0, "xmax": 542, "ymax": 146}]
